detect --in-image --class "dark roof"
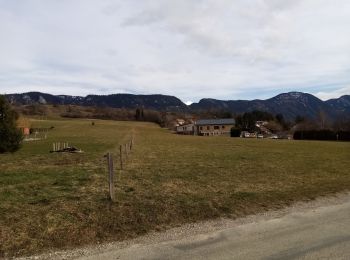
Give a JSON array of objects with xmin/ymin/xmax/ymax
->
[{"xmin": 196, "ymin": 118, "xmax": 235, "ymax": 126}]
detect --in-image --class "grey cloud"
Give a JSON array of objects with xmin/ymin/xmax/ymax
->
[
  {"xmin": 122, "ymin": 10, "xmax": 165, "ymax": 26},
  {"xmin": 0, "ymin": 0, "xmax": 349, "ymax": 102}
]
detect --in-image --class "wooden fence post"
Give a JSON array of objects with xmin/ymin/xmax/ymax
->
[
  {"xmin": 119, "ymin": 145, "xmax": 123, "ymax": 170},
  {"xmin": 125, "ymin": 143, "xmax": 128, "ymax": 159},
  {"xmin": 106, "ymin": 152, "xmax": 115, "ymax": 201}
]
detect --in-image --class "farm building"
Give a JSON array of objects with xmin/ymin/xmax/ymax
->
[
  {"xmin": 176, "ymin": 123, "xmax": 195, "ymax": 135},
  {"xmin": 195, "ymin": 118, "xmax": 235, "ymax": 136},
  {"xmin": 175, "ymin": 118, "xmax": 186, "ymax": 126},
  {"xmin": 17, "ymin": 117, "xmax": 31, "ymax": 136}
]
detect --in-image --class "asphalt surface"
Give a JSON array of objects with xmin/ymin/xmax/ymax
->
[{"xmin": 76, "ymin": 196, "xmax": 350, "ymax": 260}]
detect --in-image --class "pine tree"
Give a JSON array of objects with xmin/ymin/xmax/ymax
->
[
  {"xmin": 0, "ymin": 95, "xmax": 23, "ymax": 153},
  {"xmin": 135, "ymin": 108, "xmax": 141, "ymax": 120}
]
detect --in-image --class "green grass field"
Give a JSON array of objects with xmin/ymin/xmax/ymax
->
[{"xmin": 1, "ymin": 118, "xmax": 350, "ymax": 257}]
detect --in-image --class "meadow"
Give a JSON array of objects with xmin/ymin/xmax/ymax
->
[{"xmin": 1, "ymin": 118, "xmax": 350, "ymax": 257}]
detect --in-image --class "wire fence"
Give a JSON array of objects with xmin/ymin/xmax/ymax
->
[{"xmin": 105, "ymin": 135, "xmax": 135, "ymax": 201}]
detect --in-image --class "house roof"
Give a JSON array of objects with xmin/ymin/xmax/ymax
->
[{"xmin": 196, "ymin": 118, "xmax": 235, "ymax": 126}]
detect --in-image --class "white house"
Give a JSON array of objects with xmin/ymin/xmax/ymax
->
[{"xmin": 176, "ymin": 123, "xmax": 195, "ymax": 135}]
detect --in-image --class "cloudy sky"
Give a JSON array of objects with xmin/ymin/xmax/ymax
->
[{"xmin": 0, "ymin": 0, "xmax": 350, "ymax": 103}]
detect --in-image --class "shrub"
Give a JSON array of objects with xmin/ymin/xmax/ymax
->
[
  {"xmin": 293, "ymin": 130, "xmax": 350, "ymax": 141},
  {"xmin": 0, "ymin": 96, "xmax": 23, "ymax": 153},
  {"xmin": 230, "ymin": 127, "xmax": 241, "ymax": 137},
  {"xmin": 337, "ymin": 131, "xmax": 350, "ymax": 141}
]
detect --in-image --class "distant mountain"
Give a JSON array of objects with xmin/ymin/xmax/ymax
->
[
  {"xmin": 6, "ymin": 92, "xmax": 187, "ymax": 111},
  {"xmin": 190, "ymin": 92, "xmax": 349, "ymax": 121},
  {"xmin": 325, "ymin": 95, "xmax": 350, "ymax": 114},
  {"xmin": 261, "ymin": 92, "xmax": 333, "ymax": 120},
  {"xmin": 4, "ymin": 91, "xmax": 350, "ymax": 121}
]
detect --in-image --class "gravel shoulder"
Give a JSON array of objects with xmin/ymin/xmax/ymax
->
[{"xmin": 17, "ymin": 191, "xmax": 350, "ymax": 260}]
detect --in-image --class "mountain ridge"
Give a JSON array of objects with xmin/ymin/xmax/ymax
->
[{"xmin": 4, "ymin": 91, "xmax": 350, "ymax": 121}]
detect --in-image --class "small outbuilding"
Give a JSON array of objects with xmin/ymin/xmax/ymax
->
[
  {"xmin": 17, "ymin": 117, "xmax": 31, "ymax": 136},
  {"xmin": 176, "ymin": 123, "xmax": 195, "ymax": 135}
]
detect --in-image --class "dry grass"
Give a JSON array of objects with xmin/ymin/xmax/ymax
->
[{"xmin": 1, "ymin": 118, "xmax": 350, "ymax": 257}]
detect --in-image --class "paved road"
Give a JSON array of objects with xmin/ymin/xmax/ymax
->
[{"xmin": 77, "ymin": 197, "xmax": 350, "ymax": 260}]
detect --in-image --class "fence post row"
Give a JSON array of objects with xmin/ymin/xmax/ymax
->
[
  {"xmin": 52, "ymin": 142, "xmax": 70, "ymax": 152},
  {"xmin": 119, "ymin": 145, "xmax": 123, "ymax": 170},
  {"xmin": 105, "ymin": 137, "xmax": 134, "ymax": 201},
  {"xmin": 106, "ymin": 152, "xmax": 115, "ymax": 201}
]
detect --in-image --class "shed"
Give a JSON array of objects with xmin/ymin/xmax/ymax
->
[{"xmin": 17, "ymin": 117, "xmax": 31, "ymax": 135}]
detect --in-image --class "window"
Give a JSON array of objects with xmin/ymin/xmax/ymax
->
[
  {"xmin": 214, "ymin": 125, "xmax": 219, "ymax": 130},
  {"xmin": 200, "ymin": 126, "xmax": 203, "ymax": 130},
  {"xmin": 222, "ymin": 125, "xmax": 225, "ymax": 129},
  {"xmin": 207, "ymin": 126, "xmax": 210, "ymax": 130}
]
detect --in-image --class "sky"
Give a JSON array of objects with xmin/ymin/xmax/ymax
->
[{"xmin": 0, "ymin": 0, "xmax": 350, "ymax": 104}]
